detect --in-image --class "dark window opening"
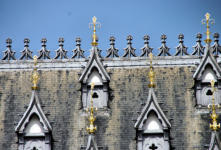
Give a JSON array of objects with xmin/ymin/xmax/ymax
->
[
  {"xmin": 33, "ymin": 147, "xmax": 38, "ymax": 150},
  {"xmin": 206, "ymin": 89, "xmax": 213, "ymax": 96},
  {"xmin": 92, "ymin": 92, "xmax": 99, "ymax": 98}
]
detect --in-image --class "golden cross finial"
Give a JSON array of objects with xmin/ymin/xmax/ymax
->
[
  {"xmin": 202, "ymin": 13, "xmax": 215, "ymax": 44},
  {"xmin": 31, "ymin": 55, "xmax": 40, "ymax": 90},
  {"xmin": 89, "ymin": 16, "xmax": 101, "ymax": 46},
  {"xmin": 208, "ymin": 80, "xmax": 220, "ymax": 131},
  {"xmin": 86, "ymin": 82, "xmax": 97, "ymax": 134},
  {"xmin": 148, "ymin": 52, "xmax": 156, "ymax": 88}
]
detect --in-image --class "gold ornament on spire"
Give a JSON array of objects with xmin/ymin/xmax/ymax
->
[
  {"xmin": 31, "ymin": 55, "xmax": 40, "ymax": 90},
  {"xmin": 89, "ymin": 16, "xmax": 101, "ymax": 46},
  {"xmin": 202, "ymin": 13, "xmax": 215, "ymax": 44},
  {"xmin": 208, "ymin": 80, "xmax": 220, "ymax": 131},
  {"xmin": 86, "ymin": 82, "xmax": 97, "ymax": 134},
  {"xmin": 148, "ymin": 53, "xmax": 156, "ymax": 88}
]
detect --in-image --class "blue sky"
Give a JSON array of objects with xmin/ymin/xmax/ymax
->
[{"xmin": 0, "ymin": 0, "xmax": 221, "ymax": 57}]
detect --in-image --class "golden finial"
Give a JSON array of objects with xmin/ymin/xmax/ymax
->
[
  {"xmin": 86, "ymin": 82, "xmax": 97, "ymax": 134},
  {"xmin": 89, "ymin": 16, "xmax": 101, "ymax": 46},
  {"xmin": 202, "ymin": 13, "xmax": 215, "ymax": 44},
  {"xmin": 148, "ymin": 52, "xmax": 156, "ymax": 88},
  {"xmin": 31, "ymin": 55, "xmax": 40, "ymax": 90},
  {"xmin": 208, "ymin": 80, "xmax": 220, "ymax": 131}
]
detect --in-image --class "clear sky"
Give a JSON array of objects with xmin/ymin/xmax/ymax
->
[{"xmin": 0, "ymin": 0, "xmax": 221, "ymax": 58}]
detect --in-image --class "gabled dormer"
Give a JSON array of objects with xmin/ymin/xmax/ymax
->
[
  {"xmin": 15, "ymin": 90, "xmax": 52, "ymax": 150},
  {"xmin": 208, "ymin": 131, "xmax": 221, "ymax": 150},
  {"xmin": 15, "ymin": 56, "xmax": 52, "ymax": 150},
  {"xmin": 134, "ymin": 88, "xmax": 171, "ymax": 150},
  {"xmin": 85, "ymin": 135, "xmax": 99, "ymax": 150},
  {"xmin": 193, "ymin": 45, "xmax": 221, "ymax": 107},
  {"xmin": 135, "ymin": 53, "xmax": 171, "ymax": 150},
  {"xmin": 79, "ymin": 46, "xmax": 110, "ymax": 109}
]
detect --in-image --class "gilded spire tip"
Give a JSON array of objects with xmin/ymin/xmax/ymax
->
[
  {"xmin": 148, "ymin": 52, "xmax": 156, "ymax": 88},
  {"xmin": 208, "ymin": 80, "xmax": 220, "ymax": 131},
  {"xmin": 89, "ymin": 16, "xmax": 101, "ymax": 46},
  {"xmin": 86, "ymin": 82, "xmax": 97, "ymax": 134},
  {"xmin": 31, "ymin": 55, "xmax": 40, "ymax": 90},
  {"xmin": 202, "ymin": 12, "xmax": 215, "ymax": 44}
]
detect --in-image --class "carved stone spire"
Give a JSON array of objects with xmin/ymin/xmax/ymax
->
[
  {"xmin": 2, "ymin": 38, "xmax": 16, "ymax": 60},
  {"xmin": 20, "ymin": 38, "xmax": 33, "ymax": 60},
  {"xmin": 158, "ymin": 34, "xmax": 171, "ymax": 56},
  {"xmin": 212, "ymin": 33, "xmax": 221, "ymax": 56},
  {"xmin": 175, "ymin": 34, "xmax": 188, "ymax": 56},
  {"xmin": 72, "ymin": 37, "xmax": 85, "ymax": 58},
  {"xmin": 106, "ymin": 36, "xmax": 119, "ymax": 58},
  {"xmin": 54, "ymin": 37, "xmax": 68, "ymax": 59},
  {"xmin": 123, "ymin": 35, "xmax": 136, "ymax": 57},
  {"xmin": 38, "ymin": 38, "xmax": 50, "ymax": 59},
  {"xmin": 140, "ymin": 35, "xmax": 153, "ymax": 57},
  {"xmin": 192, "ymin": 33, "xmax": 205, "ymax": 56}
]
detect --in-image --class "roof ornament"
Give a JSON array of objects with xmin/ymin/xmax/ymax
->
[
  {"xmin": 148, "ymin": 52, "xmax": 156, "ymax": 88},
  {"xmin": 20, "ymin": 38, "xmax": 33, "ymax": 60},
  {"xmin": 2, "ymin": 38, "xmax": 16, "ymax": 60},
  {"xmin": 140, "ymin": 35, "xmax": 153, "ymax": 57},
  {"xmin": 31, "ymin": 55, "xmax": 40, "ymax": 90},
  {"xmin": 38, "ymin": 38, "xmax": 50, "ymax": 59},
  {"xmin": 106, "ymin": 36, "xmax": 119, "ymax": 58},
  {"xmin": 158, "ymin": 34, "xmax": 171, "ymax": 56},
  {"xmin": 212, "ymin": 33, "xmax": 221, "ymax": 56},
  {"xmin": 202, "ymin": 13, "xmax": 214, "ymax": 44},
  {"xmin": 192, "ymin": 33, "xmax": 205, "ymax": 56},
  {"xmin": 89, "ymin": 16, "xmax": 100, "ymax": 46},
  {"xmin": 72, "ymin": 37, "xmax": 85, "ymax": 58},
  {"xmin": 175, "ymin": 34, "xmax": 188, "ymax": 56},
  {"xmin": 86, "ymin": 82, "xmax": 97, "ymax": 134},
  {"xmin": 208, "ymin": 80, "xmax": 220, "ymax": 131},
  {"xmin": 123, "ymin": 35, "xmax": 136, "ymax": 57},
  {"xmin": 54, "ymin": 37, "xmax": 68, "ymax": 59}
]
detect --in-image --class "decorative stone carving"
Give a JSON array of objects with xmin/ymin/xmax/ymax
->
[
  {"xmin": 212, "ymin": 33, "xmax": 221, "ymax": 56},
  {"xmin": 72, "ymin": 37, "xmax": 85, "ymax": 58},
  {"xmin": 192, "ymin": 33, "xmax": 205, "ymax": 56},
  {"xmin": 106, "ymin": 36, "xmax": 119, "ymax": 58},
  {"xmin": 140, "ymin": 35, "xmax": 153, "ymax": 57},
  {"xmin": 2, "ymin": 38, "xmax": 16, "ymax": 60},
  {"xmin": 158, "ymin": 35, "xmax": 170, "ymax": 56},
  {"xmin": 175, "ymin": 34, "xmax": 188, "ymax": 56},
  {"xmin": 20, "ymin": 38, "xmax": 33, "ymax": 60},
  {"xmin": 54, "ymin": 37, "xmax": 68, "ymax": 59},
  {"xmin": 38, "ymin": 38, "xmax": 50, "ymax": 59},
  {"xmin": 123, "ymin": 35, "xmax": 136, "ymax": 57}
]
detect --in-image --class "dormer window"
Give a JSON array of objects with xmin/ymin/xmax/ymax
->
[
  {"xmin": 79, "ymin": 49, "xmax": 110, "ymax": 109},
  {"xmin": 84, "ymin": 68, "xmax": 108, "ymax": 108},
  {"xmin": 202, "ymin": 66, "xmax": 217, "ymax": 83},
  {"xmin": 144, "ymin": 111, "xmax": 163, "ymax": 132},
  {"xmin": 25, "ymin": 115, "xmax": 44, "ymax": 136}
]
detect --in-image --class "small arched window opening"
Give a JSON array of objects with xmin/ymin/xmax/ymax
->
[
  {"xmin": 206, "ymin": 89, "xmax": 213, "ymax": 95},
  {"xmin": 25, "ymin": 114, "xmax": 44, "ymax": 136},
  {"xmin": 143, "ymin": 111, "xmax": 163, "ymax": 133},
  {"xmin": 92, "ymin": 92, "xmax": 99, "ymax": 98}
]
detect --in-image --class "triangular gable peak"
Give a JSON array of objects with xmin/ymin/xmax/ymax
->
[
  {"xmin": 193, "ymin": 46, "xmax": 221, "ymax": 81},
  {"xmin": 86, "ymin": 134, "xmax": 99, "ymax": 150},
  {"xmin": 209, "ymin": 131, "xmax": 221, "ymax": 150},
  {"xmin": 134, "ymin": 88, "xmax": 171, "ymax": 131},
  {"xmin": 79, "ymin": 47, "xmax": 110, "ymax": 84},
  {"xmin": 15, "ymin": 90, "xmax": 52, "ymax": 134}
]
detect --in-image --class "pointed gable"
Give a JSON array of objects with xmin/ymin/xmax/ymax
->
[
  {"xmin": 209, "ymin": 131, "xmax": 221, "ymax": 150},
  {"xmin": 193, "ymin": 46, "xmax": 221, "ymax": 81},
  {"xmin": 86, "ymin": 135, "xmax": 99, "ymax": 150},
  {"xmin": 79, "ymin": 47, "xmax": 110, "ymax": 83},
  {"xmin": 135, "ymin": 88, "xmax": 171, "ymax": 130},
  {"xmin": 15, "ymin": 90, "xmax": 52, "ymax": 133}
]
